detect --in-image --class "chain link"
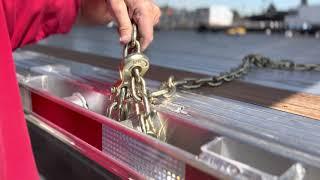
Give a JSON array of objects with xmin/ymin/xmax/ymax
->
[{"xmin": 150, "ymin": 54, "xmax": 320, "ymax": 99}]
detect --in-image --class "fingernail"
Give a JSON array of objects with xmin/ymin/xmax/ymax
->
[
  {"xmin": 141, "ymin": 45, "xmax": 146, "ymax": 51},
  {"xmin": 120, "ymin": 35, "xmax": 130, "ymax": 44}
]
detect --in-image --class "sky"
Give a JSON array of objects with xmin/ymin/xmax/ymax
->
[{"xmin": 155, "ymin": 0, "xmax": 320, "ymax": 15}]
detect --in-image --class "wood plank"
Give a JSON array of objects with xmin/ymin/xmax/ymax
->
[
  {"xmin": 195, "ymin": 81, "xmax": 320, "ymax": 120},
  {"xmin": 22, "ymin": 44, "xmax": 320, "ymax": 120}
]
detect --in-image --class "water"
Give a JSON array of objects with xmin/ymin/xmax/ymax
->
[{"xmin": 40, "ymin": 26, "xmax": 320, "ymax": 76}]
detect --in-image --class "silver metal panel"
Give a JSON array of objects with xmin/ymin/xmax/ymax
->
[
  {"xmin": 199, "ymin": 137, "xmax": 305, "ymax": 179},
  {"xmin": 242, "ymin": 68, "xmax": 320, "ymax": 95},
  {"xmin": 158, "ymin": 92, "xmax": 320, "ymax": 167}
]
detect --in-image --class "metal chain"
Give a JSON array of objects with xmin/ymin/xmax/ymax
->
[
  {"xmin": 131, "ymin": 67, "xmax": 158, "ymax": 137},
  {"xmin": 108, "ymin": 23, "xmax": 320, "ymax": 141},
  {"xmin": 108, "ymin": 23, "xmax": 166, "ymax": 140},
  {"xmin": 149, "ymin": 54, "xmax": 320, "ymax": 100}
]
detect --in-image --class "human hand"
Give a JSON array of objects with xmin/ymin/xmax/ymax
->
[{"xmin": 80, "ymin": 0, "xmax": 161, "ymax": 51}]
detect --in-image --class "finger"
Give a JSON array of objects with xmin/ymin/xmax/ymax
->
[
  {"xmin": 108, "ymin": 0, "xmax": 132, "ymax": 44},
  {"xmin": 133, "ymin": 9, "xmax": 154, "ymax": 51},
  {"xmin": 153, "ymin": 6, "xmax": 161, "ymax": 25}
]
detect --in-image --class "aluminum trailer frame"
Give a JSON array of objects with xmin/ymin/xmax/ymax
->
[{"xmin": 15, "ymin": 50, "xmax": 320, "ymax": 179}]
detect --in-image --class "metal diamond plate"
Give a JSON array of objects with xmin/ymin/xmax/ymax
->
[{"xmin": 102, "ymin": 125, "xmax": 185, "ymax": 179}]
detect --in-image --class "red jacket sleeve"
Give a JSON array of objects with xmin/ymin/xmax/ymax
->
[
  {"xmin": 0, "ymin": 0, "xmax": 79, "ymax": 180},
  {"xmin": 3, "ymin": 0, "xmax": 80, "ymax": 49}
]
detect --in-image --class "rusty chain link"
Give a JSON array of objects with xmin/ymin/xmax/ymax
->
[{"xmin": 149, "ymin": 54, "xmax": 320, "ymax": 100}]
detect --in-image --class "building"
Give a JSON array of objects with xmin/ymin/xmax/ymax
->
[
  {"xmin": 242, "ymin": 3, "xmax": 291, "ymax": 33},
  {"xmin": 285, "ymin": 4, "xmax": 320, "ymax": 33},
  {"xmin": 158, "ymin": 6, "xmax": 198, "ymax": 30},
  {"xmin": 196, "ymin": 5, "xmax": 234, "ymax": 30}
]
